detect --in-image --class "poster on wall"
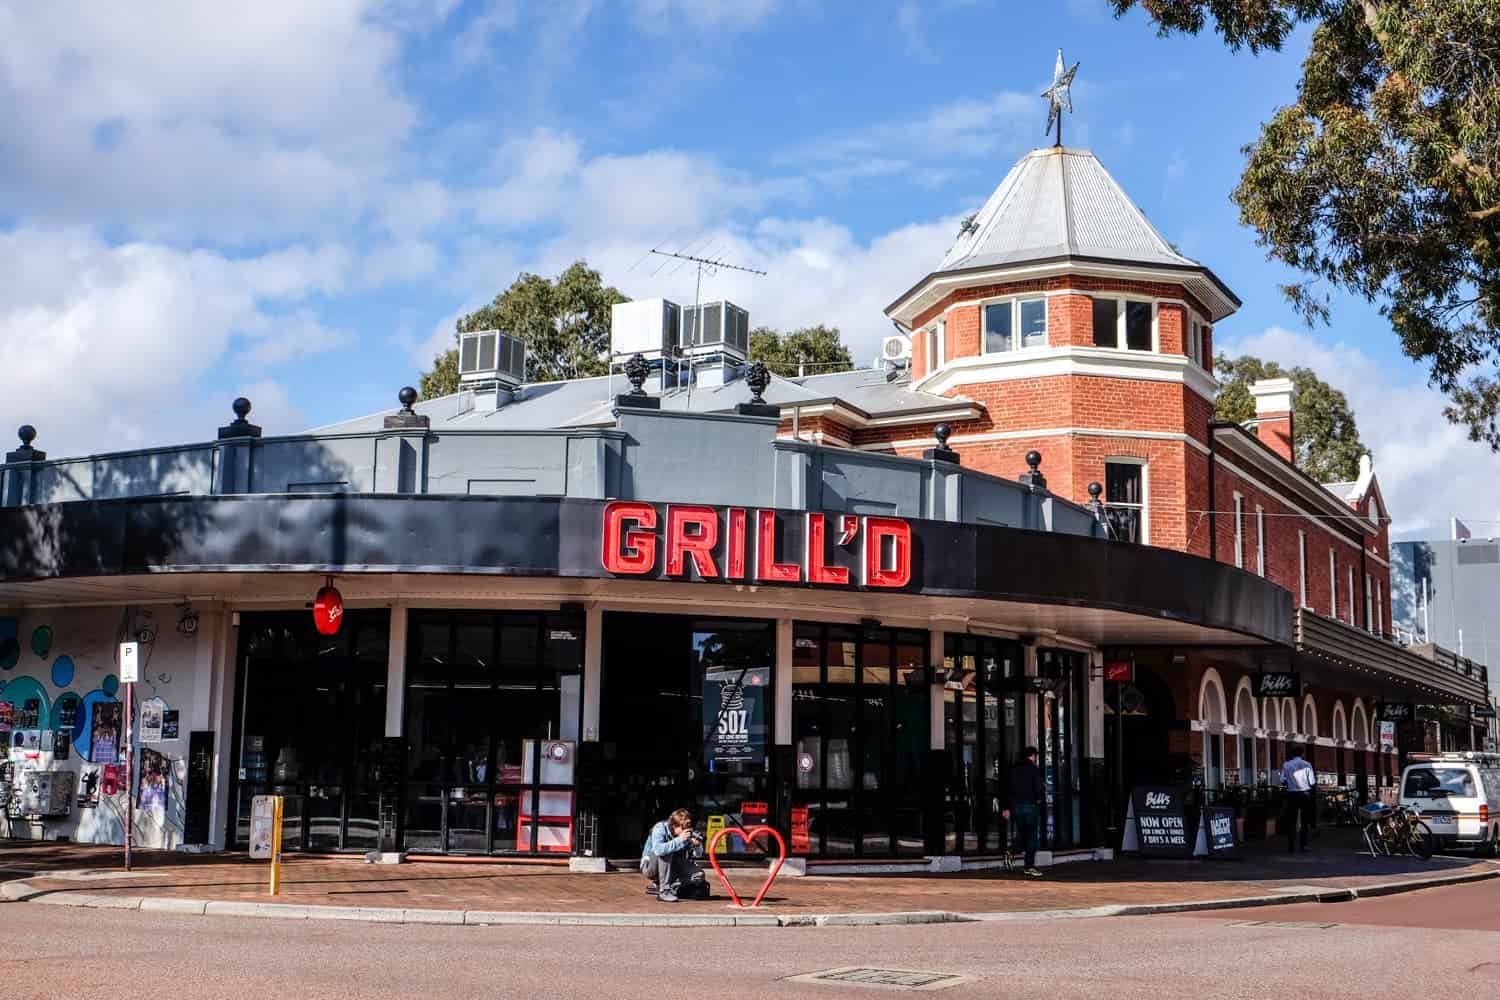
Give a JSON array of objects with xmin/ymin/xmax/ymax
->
[
  {"xmin": 140, "ymin": 701, "xmax": 165, "ymax": 744},
  {"xmin": 1379, "ymin": 721, "xmax": 1396, "ymax": 750},
  {"xmin": 139, "ymin": 748, "xmax": 168, "ymax": 811},
  {"xmin": 702, "ymin": 669, "xmax": 768, "ymax": 768},
  {"xmin": 0, "ymin": 702, "xmax": 11, "ymax": 737},
  {"xmin": 92, "ymin": 702, "xmax": 122, "ymax": 762},
  {"xmin": 162, "ymin": 710, "xmax": 180, "ymax": 741},
  {"xmin": 17, "ymin": 699, "xmax": 39, "ymax": 729},
  {"xmin": 53, "ymin": 728, "xmax": 71, "ymax": 761}
]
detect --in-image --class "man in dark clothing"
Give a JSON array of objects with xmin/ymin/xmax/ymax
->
[{"xmin": 1002, "ymin": 746, "xmax": 1046, "ymax": 878}]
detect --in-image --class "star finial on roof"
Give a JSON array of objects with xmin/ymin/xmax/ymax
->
[{"xmin": 1042, "ymin": 48, "xmax": 1079, "ymax": 148}]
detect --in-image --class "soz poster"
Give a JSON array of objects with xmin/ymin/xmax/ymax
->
[{"xmin": 703, "ymin": 669, "xmax": 768, "ymax": 768}]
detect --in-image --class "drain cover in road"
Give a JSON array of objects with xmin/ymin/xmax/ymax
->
[{"xmin": 784, "ymin": 967, "xmax": 975, "ymax": 991}]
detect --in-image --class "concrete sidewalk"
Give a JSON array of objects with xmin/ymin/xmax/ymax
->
[{"xmin": 4, "ymin": 836, "xmax": 1497, "ymax": 928}]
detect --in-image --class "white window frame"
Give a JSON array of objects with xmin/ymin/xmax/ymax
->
[
  {"xmin": 1298, "ymin": 530, "xmax": 1308, "ymax": 608},
  {"xmin": 935, "ymin": 318, "xmax": 946, "ymax": 368},
  {"xmin": 1103, "ymin": 456, "xmax": 1149, "ymax": 544},
  {"xmin": 980, "ymin": 295, "xmax": 1047, "ymax": 354},
  {"xmin": 1328, "ymin": 549, "xmax": 1337, "ymax": 618},
  {"xmin": 1090, "ymin": 295, "xmax": 1159, "ymax": 353},
  {"xmin": 1233, "ymin": 492, "xmax": 1244, "ymax": 569},
  {"xmin": 925, "ymin": 323, "xmax": 939, "ymax": 373},
  {"xmin": 1347, "ymin": 566, "xmax": 1356, "ymax": 626},
  {"xmin": 1376, "ymin": 580, "xmax": 1384, "ymax": 636},
  {"xmin": 1365, "ymin": 572, "xmax": 1374, "ymax": 632},
  {"xmin": 1255, "ymin": 505, "xmax": 1265, "ymax": 576}
]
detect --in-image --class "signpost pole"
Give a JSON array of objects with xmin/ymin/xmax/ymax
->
[
  {"xmin": 124, "ymin": 678, "xmax": 133, "ymax": 871},
  {"xmin": 119, "ymin": 640, "xmax": 139, "ymax": 873},
  {"xmin": 270, "ymin": 795, "xmax": 284, "ymax": 895}
]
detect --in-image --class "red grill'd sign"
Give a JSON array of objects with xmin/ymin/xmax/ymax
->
[{"xmin": 601, "ymin": 502, "xmax": 912, "ymax": 589}]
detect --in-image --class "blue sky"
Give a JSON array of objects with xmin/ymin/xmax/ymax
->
[{"xmin": 0, "ymin": 0, "xmax": 1494, "ymax": 537}]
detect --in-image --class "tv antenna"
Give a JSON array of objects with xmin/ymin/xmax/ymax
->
[{"xmin": 648, "ymin": 247, "xmax": 766, "ymax": 407}]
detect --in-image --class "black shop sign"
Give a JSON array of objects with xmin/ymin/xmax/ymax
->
[
  {"xmin": 1131, "ymin": 785, "xmax": 1191, "ymax": 857},
  {"xmin": 1379, "ymin": 702, "xmax": 1415, "ymax": 723},
  {"xmin": 1254, "ymin": 672, "xmax": 1300, "ymax": 698},
  {"xmin": 1202, "ymin": 806, "xmax": 1238, "ymax": 858}
]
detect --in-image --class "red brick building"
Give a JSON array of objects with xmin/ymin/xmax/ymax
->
[{"xmin": 768, "ymin": 144, "xmax": 1445, "ymax": 804}]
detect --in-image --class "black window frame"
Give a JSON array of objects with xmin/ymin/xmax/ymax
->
[{"xmin": 401, "ymin": 608, "xmax": 584, "ymax": 856}]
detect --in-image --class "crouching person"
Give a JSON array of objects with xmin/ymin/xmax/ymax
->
[{"xmin": 640, "ymin": 808, "xmax": 711, "ymax": 902}]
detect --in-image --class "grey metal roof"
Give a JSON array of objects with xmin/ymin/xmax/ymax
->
[
  {"xmin": 939, "ymin": 146, "xmax": 1197, "ymax": 273},
  {"xmin": 307, "ymin": 366, "xmax": 969, "ymax": 436}
]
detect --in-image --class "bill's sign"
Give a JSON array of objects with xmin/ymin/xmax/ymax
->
[{"xmin": 600, "ymin": 501, "xmax": 912, "ymax": 588}]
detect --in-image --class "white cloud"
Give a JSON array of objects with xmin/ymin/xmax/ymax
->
[
  {"xmin": 1221, "ymin": 326, "xmax": 1500, "ymax": 540},
  {"xmin": 0, "ymin": 1, "xmax": 418, "ymax": 241},
  {"xmin": 0, "ymin": 228, "xmax": 350, "ymax": 456},
  {"xmin": 237, "ymin": 310, "xmax": 356, "ymax": 367},
  {"xmin": 629, "ymin": 0, "xmax": 782, "ymax": 32}
]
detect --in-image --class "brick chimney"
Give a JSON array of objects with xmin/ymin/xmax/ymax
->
[{"xmin": 1249, "ymin": 377, "xmax": 1296, "ymax": 465}]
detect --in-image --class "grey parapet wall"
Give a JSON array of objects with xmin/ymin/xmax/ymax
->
[{"xmin": 0, "ymin": 407, "xmax": 1102, "ymax": 538}]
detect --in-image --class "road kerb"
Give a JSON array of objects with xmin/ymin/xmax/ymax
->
[{"xmin": 6, "ymin": 863, "xmax": 1498, "ymax": 927}]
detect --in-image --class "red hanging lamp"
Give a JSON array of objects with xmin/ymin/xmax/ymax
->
[{"xmin": 312, "ymin": 575, "xmax": 344, "ymax": 635}]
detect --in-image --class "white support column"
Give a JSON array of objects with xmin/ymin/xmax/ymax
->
[
  {"xmin": 385, "ymin": 604, "xmax": 408, "ymax": 737},
  {"xmin": 582, "ymin": 603, "xmax": 604, "ymax": 742},
  {"xmin": 1088, "ymin": 649, "xmax": 1105, "ymax": 759},
  {"xmin": 928, "ymin": 629, "xmax": 945, "ymax": 750},
  {"xmin": 188, "ymin": 609, "xmax": 219, "ymax": 731},
  {"xmin": 775, "ymin": 618, "xmax": 794, "ymax": 745},
  {"xmin": 206, "ymin": 609, "xmax": 238, "ymax": 851}
]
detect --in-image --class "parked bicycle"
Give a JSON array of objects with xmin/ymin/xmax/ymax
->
[{"xmin": 1359, "ymin": 802, "xmax": 1435, "ymax": 860}]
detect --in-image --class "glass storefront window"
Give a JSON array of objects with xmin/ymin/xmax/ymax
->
[
  {"xmin": 792, "ymin": 623, "xmax": 929, "ymax": 858},
  {"xmin": 231, "ymin": 611, "xmax": 389, "ymax": 852},
  {"xmin": 402, "ymin": 610, "xmax": 583, "ymax": 855}
]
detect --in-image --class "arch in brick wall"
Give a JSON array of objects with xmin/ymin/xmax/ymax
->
[
  {"xmin": 1282, "ymin": 697, "xmax": 1299, "ymax": 735},
  {"xmin": 1302, "ymin": 694, "xmax": 1319, "ymax": 739},
  {"xmin": 1263, "ymin": 697, "xmax": 1281, "ymax": 732},
  {"xmin": 1332, "ymin": 701, "xmax": 1348, "ymax": 742},
  {"xmin": 1350, "ymin": 699, "xmax": 1370, "ymax": 745},
  {"xmin": 1198, "ymin": 667, "xmax": 1228, "ymax": 724},
  {"xmin": 1233, "ymin": 677, "xmax": 1258, "ymax": 730}
]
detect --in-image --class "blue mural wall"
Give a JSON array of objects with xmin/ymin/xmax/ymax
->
[{"xmin": 1, "ymin": 607, "xmax": 202, "ymax": 848}]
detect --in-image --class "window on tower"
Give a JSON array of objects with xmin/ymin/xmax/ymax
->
[
  {"xmin": 983, "ymin": 297, "xmax": 1047, "ymax": 353},
  {"xmin": 1103, "ymin": 460, "xmax": 1145, "ymax": 543},
  {"xmin": 1090, "ymin": 297, "xmax": 1155, "ymax": 352},
  {"xmin": 1125, "ymin": 301, "xmax": 1152, "ymax": 351}
]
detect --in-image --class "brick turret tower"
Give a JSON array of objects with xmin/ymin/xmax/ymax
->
[{"xmin": 883, "ymin": 145, "xmax": 1240, "ymax": 556}]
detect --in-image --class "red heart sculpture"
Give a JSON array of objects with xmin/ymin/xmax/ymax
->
[{"xmin": 707, "ymin": 825, "xmax": 787, "ymax": 908}]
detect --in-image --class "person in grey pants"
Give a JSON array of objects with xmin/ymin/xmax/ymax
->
[{"xmin": 640, "ymin": 808, "xmax": 709, "ymax": 902}]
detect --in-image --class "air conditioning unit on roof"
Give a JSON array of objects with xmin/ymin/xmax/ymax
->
[{"xmin": 458, "ymin": 329, "xmax": 526, "ymax": 388}]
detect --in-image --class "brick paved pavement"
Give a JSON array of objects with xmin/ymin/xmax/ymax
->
[{"xmin": 5, "ymin": 833, "xmax": 1496, "ymax": 916}]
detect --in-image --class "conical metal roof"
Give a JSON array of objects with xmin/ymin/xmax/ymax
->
[
  {"xmin": 940, "ymin": 146, "xmax": 1195, "ymax": 272},
  {"xmin": 886, "ymin": 145, "xmax": 1239, "ymax": 324}
]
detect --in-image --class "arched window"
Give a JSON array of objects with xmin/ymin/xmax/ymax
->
[
  {"xmin": 1234, "ymin": 681, "xmax": 1258, "ymax": 730},
  {"xmin": 1199, "ymin": 671, "xmax": 1227, "ymax": 724},
  {"xmin": 1283, "ymin": 697, "xmax": 1298, "ymax": 734},
  {"xmin": 1351, "ymin": 701, "xmax": 1370, "ymax": 745},
  {"xmin": 1332, "ymin": 702, "xmax": 1347, "ymax": 743},
  {"xmin": 1302, "ymin": 695, "xmax": 1319, "ymax": 740},
  {"xmin": 1264, "ymin": 698, "xmax": 1281, "ymax": 732}
]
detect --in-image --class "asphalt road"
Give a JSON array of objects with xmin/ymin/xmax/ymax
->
[{"xmin": 7, "ymin": 880, "xmax": 1499, "ymax": 1000}]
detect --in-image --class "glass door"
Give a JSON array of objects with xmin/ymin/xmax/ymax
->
[
  {"xmin": 790, "ymin": 623, "xmax": 928, "ymax": 858},
  {"xmin": 1037, "ymin": 648, "xmax": 1085, "ymax": 851},
  {"xmin": 942, "ymin": 635, "xmax": 1021, "ymax": 854},
  {"xmin": 230, "ymin": 611, "xmax": 388, "ymax": 852}
]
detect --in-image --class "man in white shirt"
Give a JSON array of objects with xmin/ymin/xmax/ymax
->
[{"xmin": 1280, "ymin": 746, "xmax": 1317, "ymax": 852}]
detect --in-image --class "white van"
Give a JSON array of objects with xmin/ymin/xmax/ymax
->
[{"xmin": 1399, "ymin": 752, "xmax": 1500, "ymax": 855}]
